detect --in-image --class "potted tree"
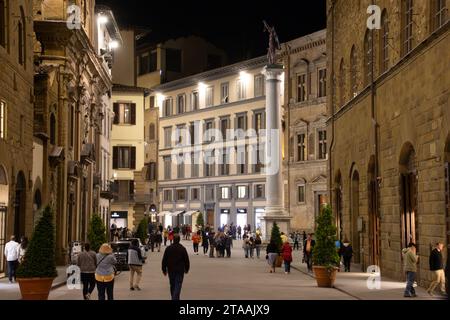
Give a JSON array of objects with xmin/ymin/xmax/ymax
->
[
  {"xmin": 196, "ymin": 212, "xmax": 205, "ymax": 230},
  {"xmin": 87, "ymin": 213, "xmax": 107, "ymax": 252},
  {"xmin": 16, "ymin": 205, "xmax": 57, "ymax": 300},
  {"xmin": 270, "ymin": 222, "xmax": 283, "ymax": 267},
  {"xmin": 136, "ymin": 216, "xmax": 149, "ymax": 244},
  {"xmin": 312, "ymin": 204, "xmax": 340, "ymax": 287}
]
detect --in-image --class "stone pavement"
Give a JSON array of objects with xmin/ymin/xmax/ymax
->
[
  {"xmin": 0, "ymin": 266, "xmax": 68, "ymax": 300},
  {"xmin": 0, "ymin": 240, "xmax": 445, "ymax": 300},
  {"xmin": 290, "ymin": 249, "xmax": 442, "ymax": 300}
]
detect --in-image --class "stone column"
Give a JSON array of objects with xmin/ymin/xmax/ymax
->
[{"xmin": 261, "ymin": 65, "xmax": 291, "ymax": 241}]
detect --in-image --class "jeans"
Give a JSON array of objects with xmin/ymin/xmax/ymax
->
[
  {"xmin": 97, "ymin": 280, "xmax": 114, "ymax": 300},
  {"xmin": 284, "ymin": 261, "xmax": 291, "ymax": 273},
  {"xmin": 249, "ymin": 247, "xmax": 254, "ymax": 258},
  {"xmin": 294, "ymin": 241, "xmax": 299, "ymax": 250},
  {"xmin": 169, "ymin": 272, "xmax": 184, "ymax": 300},
  {"xmin": 404, "ymin": 271, "xmax": 416, "ymax": 296},
  {"xmin": 193, "ymin": 243, "xmax": 199, "ymax": 253},
  {"xmin": 7, "ymin": 260, "xmax": 18, "ymax": 281},
  {"xmin": 244, "ymin": 247, "xmax": 249, "ymax": 258},
  {"xmin": 209, "ymin": 246, "xmax": 215, "ymax": 257},
  {"xmin": 164, "ymin": 237, "xmax": 167, "ymax": 246},
  {"xmin": 343, "ymin": 256, "xmax": 351, "ymax": 272},
  {"xmin": 225, "ymin": 247, "xmax": 231, "ymax": 258},
  {"xmin": 129, "ymin": 265, "xmax": 142, "ymax": 288},
  {"xmin": 305, "ymin": 253, "xmax": 313, "ymax": 272},
  {"xmin": 255, "ymin": 245, "xmax": 261, "ymax": 258},
  {"xmin": 203, "ymin": 244, "xmax": 209, "ymax": 254},
  {"xmin": 81, "ymin": 273, "xmax": 96, "ymax": 298}
]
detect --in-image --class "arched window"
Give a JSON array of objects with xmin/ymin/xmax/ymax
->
[
  {"xmin": 401, "ymin": 0, "xmax": 414, "ymax": 56},
  {"xmin": 379, "ymin": 10, "xmax": 390, "ymax": 73},
  {"xmin": 350, "ymin": 46, "xmax": 358, "ymax": 98},
  {"xmin": 339, "ymin": 59, "xmax": 345, "ymax": 107},
  {"xmin": 50, "ymin": 113, "xmax": 56, "ymax": 145},
  {"xmin": 0, "ymin": 0, "xmax": 7, "ymax": 48},
  {"xmin": 431, "ymin": 0, "xmax": 448, "ymax": 31},
  {"xmin": 364, "ymin": 30, "xmax": 373, "ymax": 86},
  {"xmin": 18, "ymin": 6, "xmax": 25, "ymax": 66}
]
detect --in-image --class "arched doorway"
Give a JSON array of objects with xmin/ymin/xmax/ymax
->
[
  {"xmin": 351, "ymin": 169, "xmax": 361, "ymax": 264},
  {"xmin": 399, "ymin": 143, "xmax": 418, "ymax": 249},
  {"xmin": 368, "ymin": 155, "xmax": 381, "ymax": 267},
  {"xmin": 14, "ymin": 171, "xmax": 26, "ymax": 238},
  {"xmin": 0, "ymin": 165, "xmax": 8, "ymax": 274},
  {"xmin": 33, "ymin": 189, "xmax": 42, "ymax": 226},
  {"xmin": 335, "ymin": 171, "xmax": 343, "ymax": 241}
]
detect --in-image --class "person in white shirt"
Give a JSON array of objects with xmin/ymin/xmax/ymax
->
[{"xmin": 4, "ymin": 235, "xmax": 20, "ymax": 283}]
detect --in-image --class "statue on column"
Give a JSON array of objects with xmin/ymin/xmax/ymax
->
[{"xmin": 263, "ymin": 20, "xmax": 281, "ymax": 65}]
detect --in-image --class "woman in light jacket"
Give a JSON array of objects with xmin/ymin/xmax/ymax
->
[{"xmin": 95, "ymin": 243, "xmax": 117, "ymax": 300}]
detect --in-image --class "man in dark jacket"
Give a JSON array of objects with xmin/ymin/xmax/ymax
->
[
  {"xmin": 303, "ymin": 234, "xmax": 316, "ymax": 273},
  {"xmin": 208, "ymin": 230, "xmax": 216, "ymax": 258},
  {"xmin": 162, "ymin": 234, "xmax": 190, "ymax": 300},
  {"xmin": 426, "ymin": 242, "xmax": 446, "ymax": 296}
]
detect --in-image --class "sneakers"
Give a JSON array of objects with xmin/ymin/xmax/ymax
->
[
  {"xmin": 134, "ymin": 286, "xmax": 141, "ymax": 291},
  {"xmin": 130, "ymin": 287, "xmax": 135, "ymax": 291},
  {"xmin": 84, "ymin": 293, "xmax": 91, "ymax": 300}
]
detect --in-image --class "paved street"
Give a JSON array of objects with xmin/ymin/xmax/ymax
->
[{"xmin": 49, "ymin": 239, "xmax": 353, "ymax": 300}]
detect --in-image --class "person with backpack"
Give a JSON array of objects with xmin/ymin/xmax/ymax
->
[
  {"xmin": 248, "ymin": 237, "xmax": 255, "ymax": 258},
  {"xmin": 128, "ymin": 239, "xmax": 145, "ymax": 291},
  {"xmin": 340, "ymin": 239, "xmax": 353, "ymax": 272},
  {"xmin": 76, "ymin": 243, "xmax": 97, "ymax": 300},
  {"xmin": 95, "ymin": 243, "xmax": 117, "ymax": 300}
]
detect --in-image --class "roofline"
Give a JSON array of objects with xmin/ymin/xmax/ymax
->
[
  {"xmin": 95, "ymin": 5, "xmax": 123, "ymax": 45},
  {"xmin": 112, "ymin": 84, "xmax": 151, "ymax": 95}
]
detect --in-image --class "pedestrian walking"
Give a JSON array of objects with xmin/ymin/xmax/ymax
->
[
  {"xmin": 202, "ymin": 230, "xmax": 209, "ymax": 255},
  {"xmin": 242, "ymin": 234, "xmax": 250, "ymax": 258},
  {"xmin": 168, "ymin": 229, "xmax": 174, "ymax": 245},
  {"xmin": 208, "ymin": 229, "xmax": 216, "ymax": 258},
  {"xmin": 18, "ymin": 236, "xmax": 28, "ymax": 264},
  {"xmin": 293, "ymin": 232, "xmax": 300, "ymax": 251},
  {"xmin": 128, "ymin": 239, "xmax": 145, "ymax": 291},
  {"xmin": 303, "ymin": 233, "xmax": 315, "ymax": 273},
  {"xmin": 281, "ymin": 240, "xmax": 293, "ymax": 274},
  {"xmin": 76, "ymin": 243, "xmax": 97, "ymax": 300},
  {"xmin": 155, "ymin": 230, "xmax": 163, "ymax": 252},
  {"xmin": 4, "ymin": 235, "xmax": 19, "ymax": 283},
  {"xmin": 426, "ymin": 242, "xmax": 446, "ymax": 296},
  {"xmin": 340, "ymin": 239, "xmax": 353, "ymax": 272},
  {"xmin": 95, "ymin": 243, "xmax": 117, "ymax": 300},
  {"xmin": 163, "ymin": 228, "xmax": 168, "ymax": 246},
  {"xmin": 192, "ymin": 231, "xmax": 201, "ymax": 255},
  {"xmin": 254, "ymin": 234, "xmax": 262, "ymax": 258},
  {"xmin": 162, "ymin": 234, "xmax": 190, "ymax": 300},
  {"xmin": 280, "ymin": 232, "xmax": 288, "ymax": 244},
  {"xmin": 237, "ymin": 226, "xmax": 242, "ymax": 240},
  {"xmin": 402, "ymin": 242, "xmax": 419, "ymax": 298},
  {"xmin": 248, "ymin": 237, "xmax": 255, "ymax": 258},
  {"xmin": 266, "ymin": 240, "xmax": 279, "ymax": 273},
  {"xmin": 149, "ymin": 231, "xmax": 156, "ymax": 252},
  {"xmin": 225, "ymin": 235, "xmax": 232, "ymax": 258}
]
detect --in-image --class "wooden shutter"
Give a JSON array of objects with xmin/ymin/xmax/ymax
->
[
  {"xmin": 112, "ymin": 146, "xmax": 118, "ymax": 169},
  {"xmin": 130, "ymin": 103, "xmax": 136, "ymax": 125},
  {"xmin": 129, "ymin": 180, "xmax": 134, "ymax": 197},
  {"xmin": 113, "ymin": 103, "xmax": 119, "ymax": 124},
  {"xmin": 130, "ymin": 147, "xmax": 136, "ymax": 169}
]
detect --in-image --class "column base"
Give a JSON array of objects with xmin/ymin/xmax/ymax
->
[{"xmin": 260, "ymin": 212, "xmax": 291, "ymax": 242}]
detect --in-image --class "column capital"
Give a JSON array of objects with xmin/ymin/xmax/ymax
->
[{"xmin": 262, "ymin": 65, "xmax": 284, "ymax": 80}]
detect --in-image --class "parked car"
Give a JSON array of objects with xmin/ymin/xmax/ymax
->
[
  {"xmin": 110, "ymin": 240, "xmax": 131, "ymax": 271},
  {"xmin": 120, "ymin": 237, "xmax": 148, "ymax": 260}
]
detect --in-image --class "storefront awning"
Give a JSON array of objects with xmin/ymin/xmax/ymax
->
[
  {"xmin": 158, "ymin": 211, "xmax": 171, "ymax": 217},
  {"xmin": 184, "ymin": 210, "xmax": 199, "ymax": 216}
]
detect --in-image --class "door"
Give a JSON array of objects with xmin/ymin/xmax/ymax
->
[
  {"xmin": 0, "ymin": 206, "xmax": 6, "ymax": 274},
  {"xmin": 206, "ymin": 209, "xmax": 214, "ymax": 227},
  {"xmin": 368, "ymin": 179, "xmax": 381, "ymax": 267},
  {"xmin": 400, "ymin": 172, "xmax": 418, "ymax": 248},
  {"xmin": 237, "ymin": 213, "xmax": 247, "ymax": 229}
]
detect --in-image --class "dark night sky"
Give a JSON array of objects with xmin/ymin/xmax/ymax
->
[{"xmin": 96, "ymin": 0, "xmax": 326, "ymax": 63}]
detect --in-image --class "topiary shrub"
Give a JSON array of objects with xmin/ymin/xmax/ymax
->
[
  {"xmin": 16, "ymin": 205, "xmax": 57, "ymax": 278},
  {"xmin": 270, "ymin": 222, "xmax": 283, "ymax": 251},
  {"xmin": 136, "ymin": 217, "xmax": 149, "ymax": 243},
  {"xmin": 87, "ymin": 214, "xmax": 107, "ymax": 252},
  {"xmin": 196, "ymin": 212, "xmax": 204, "ymax": 229},
  {"xmin": 312, "ymin": 204, "xmax": 340, "ymax": 269}
]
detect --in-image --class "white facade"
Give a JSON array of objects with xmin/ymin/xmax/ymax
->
[{"xmin": 153, "ymin": 56, "xmax": 275, "ymax": 231}]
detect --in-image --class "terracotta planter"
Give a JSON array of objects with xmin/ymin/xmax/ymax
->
[
  {"xmin": 313, "ymin": 266, "xmax": 338, "ymax": 288},
  {"xmin": 17, "ymin": 277, "xmax": 55, "ymax": 300}
]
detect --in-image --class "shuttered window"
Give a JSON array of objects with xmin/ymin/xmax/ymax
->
[
  {"xmin": 112, "ymin": 146, "xmax": 136, "ymax": 169},
  {"xmin": 113, "ymin": 103, "xmax": 136, "ymax": 125}
]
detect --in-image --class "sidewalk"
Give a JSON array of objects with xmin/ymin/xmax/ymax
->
[
  {"xmin": 0, "ymin": 266, "xmax": 68, "ymax": 300},
  {"xmin": 290, "ymin": 250, "xmax": 444, "ymax": 300}
]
